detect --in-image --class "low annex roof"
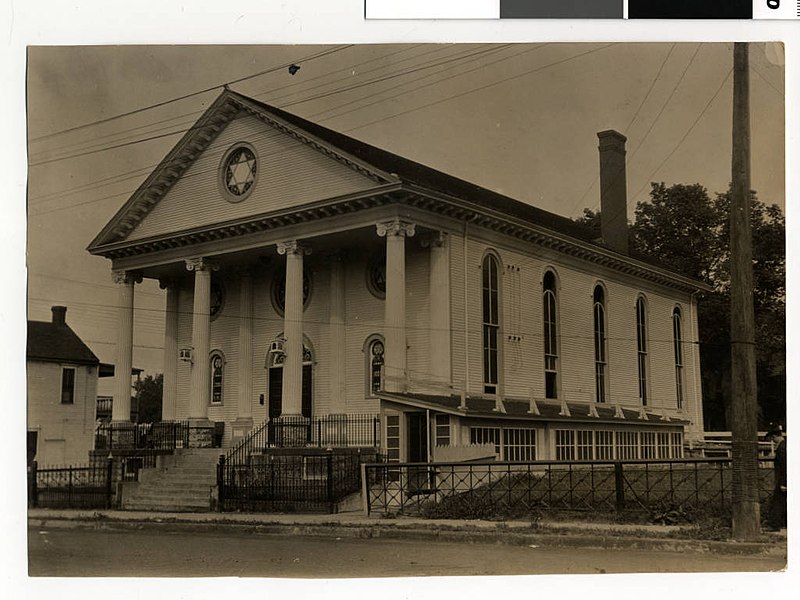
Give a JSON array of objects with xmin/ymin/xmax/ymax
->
[
  {"xmin": 377, "ymin": 391, "xmax": 690, "ymax": 427},
  {"xmin": 27, "ymin": 320, "xmax": 99, "ymax": 366}
]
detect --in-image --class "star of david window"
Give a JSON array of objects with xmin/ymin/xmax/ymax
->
[
  {"xmin": 220, "ymin": 144, "xmax": 258, "ymax": 202},
  {"xmin": 210, "ymin": 280, "xmax": 225, "ymax": 321},
  {"xmin": 366, "ymin": 252, "xmax": 386, "ymax": 299}
]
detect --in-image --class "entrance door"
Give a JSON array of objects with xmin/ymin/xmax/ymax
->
[
  {"xmin": 268, "ymin": 365, "xmax": 312, "ymax": 420},
  {"xmin": 406, "ymin": 413, "xmax": 430, "ymax": 493}
]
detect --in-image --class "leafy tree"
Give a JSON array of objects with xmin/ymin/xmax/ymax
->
[
  {"xmin": 134, "ymin": 373, "xmax": 163, "ymax": 423},
  {"xmin": 577, "ymin": 183, "xmax": 785, "ymax": 430}
]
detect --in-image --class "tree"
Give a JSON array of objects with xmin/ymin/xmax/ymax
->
[
  {"xmin": 134, "ymin": 373, "xmax": 163, "ymax": 423},
  {"xmin": 577, "ymin": 183, "xmax": 785, "ymax": 430}
]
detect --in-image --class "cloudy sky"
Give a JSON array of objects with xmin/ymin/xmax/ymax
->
[{"xmin": 24, "ymin": 43, "xmax": 784, "ymax": 378}]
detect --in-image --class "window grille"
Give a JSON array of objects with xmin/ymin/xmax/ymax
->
[
  {"xmin": 673, "ymin": 307, "xmax": 684, "ymax": 409},
  {"xmin": 434, "ymin": 414, "xmax": 450, "ymax": 447},
  {"xmin": 504, "ymin": 428, "xmax": 536, "ymax": 461},
  {"xmin": 555, "ymin": 429, "xmax": 575, "ymax": 461},
  {"xmin": 670, "ymin": 432, "xmax": 684, "ymax": 458},
  {"xmin": 593, "ymin": 285, "xmax": 608, "ymax": 403},
  {"xmin": 636, "ymin": 297, "xmax": 649, "ymax": 405},
  {"xmin": 576, "ymin": 430, "xmax": 594, "ymax": 460},
  {"xmin": 61, "ymin": 368, "xmax": 75, "ymax": 405},
  {"xmin": 543, "ymin": 271, "xmax": 559, "ymax": 399},
  {"xmin": 595, "ymin": 430, "xmax": 615, "ymax": 460},
  {"xmin": 470, "ymin": 426, "xmax": 501, "ymax": 456},
  {"xmin": 641, "ymin": 431, "xmax": 657, "ymax": 459},
  {"xmin": 657, "ymin": 432, "xmax": 670, "ymax": 459},
  {"xmin": 616, "ymin": 430, "xmax": 639, "ymax": 460},
  {"xmin": 482, "ymin": 254, "xmax": 500, "ymax": 394}
]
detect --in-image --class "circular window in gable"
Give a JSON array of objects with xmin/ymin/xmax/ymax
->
[{"xmin": 219, "ymin": 143, "xmax": 258, "ymax": 202}]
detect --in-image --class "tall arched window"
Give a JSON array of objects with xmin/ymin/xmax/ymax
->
[
  {"xmin": 210, "ymin": 350, "xmax": 225, "ymax": 405},
  {"xmin": 482, "ymin": 254, "xmax": 500, "ymax": 394},
  {"xmin": 593, "ymin": 285, "xmax": 608, "ymax": 403},
  {"xmin": 636, "ymin": 296, "xmax": 649, "ymax": 406},
  {"xmin": 673, "ymin": 306, "xmax": 684, "ymax": 409},
  {"xmin": 365, "ymin": 336, "xmax": 385, "ymax": 396},
  {"xmin": 543, "ymin": 270, "xmax": 559, "ymax": 399}
]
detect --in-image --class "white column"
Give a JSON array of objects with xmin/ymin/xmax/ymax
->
[
  {"xmin": 328, "ymin": 252, "xmax": 346, "ymax": 413},
  {"xmin": 427, "ymin": 232, "xmax": 451, "ymax": 386},
  {"xmin": 186, "ymin": 258, "xmax": 214, "ymax": 420},
  {"xmin": 111, "ymin": 270, "xmax": 139, "ymax": 422},
  {"xmin": 377, "ymin": 219, "xmax": 415, "ymax": 393},
  {"xmin": 160, "ymin": 279, "xmax": 179, "ymax": 421},
  {"xmin": 236, "ymin": 269, "xmax": 254, "ymax": 427},
  {"xmin": 277, "ymin": 241, "xmax": 309, "ymax": 417}
]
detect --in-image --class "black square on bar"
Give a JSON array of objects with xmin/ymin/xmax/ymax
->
[{"xmin": 628, "ymin": 0, "xmax": 752, "ymax": 19}]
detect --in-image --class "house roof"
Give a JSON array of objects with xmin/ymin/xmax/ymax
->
[
  {"xmin": 27, "ymin": 320, "xmax": 100, "ymax": 366},
  {"xmin": 87, "ymin": 89, "xmax": 711, "ymax": 293},
  {"xmin": 377, "ymin": 391, "xmax": 689, "ymax": 427}
]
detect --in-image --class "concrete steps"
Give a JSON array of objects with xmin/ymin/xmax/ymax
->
[{"xmin": 121, "ymin": 449, "xmax": 220, "ymax": 512}]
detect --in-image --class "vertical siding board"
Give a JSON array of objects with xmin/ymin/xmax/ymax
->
[{"xmin": 127, "ymin": 115, "xmax": 379, "ymax": 242}]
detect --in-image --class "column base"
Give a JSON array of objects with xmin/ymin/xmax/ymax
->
[
  {"xmin": 231, "ymin": 417, "xmax": 254, "ymax": 444},
  {"xmin": 187, "ymin": 419, "xmax": 215, "ymax": 448},
  {"xmin": 272, "ymin": 415, "xmax": 310, "ymax": 448}
]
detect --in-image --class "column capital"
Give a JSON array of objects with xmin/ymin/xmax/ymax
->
[
  {"xmin": 377, "ymin": 219, "xmax": 415, "ymax": 238},
  {"xmin": 185, "ymin": 257, "xmax": 219, "ymax": 272},
  {"xmin": 158, "ymin": 277, "xmax": 178, "ymax": 290},
  {"xmin": 277, "ymin": 240, "xmax": 312, "ymax": 256},
  {"xmin": 420, "ymin": 231, "xmax": 447, "ymax": 248},
  {"xmin": 112, "ymin": 270, "xmax": 142, "ymax": 285}
]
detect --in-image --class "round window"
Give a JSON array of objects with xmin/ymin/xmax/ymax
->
[
  {"xmin": 210, "ymin": 280, "xmax": 225, "ymax": 321},
  {"xmin": 366, "ymin": 253, "xmax": 386, "ymax": 299},
  {"xmin": 220, "ymin": 144, "xmax": 258, "ymax": 201},
  {"xmin": 272, "ymin": 269, "xmax": 312, "ymax": 315}
]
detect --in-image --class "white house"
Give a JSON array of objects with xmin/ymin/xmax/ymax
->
[
  {"xmin": 88, "ymin": 89, "xmax": 708, "ymax": 464},
  {"xmin": 27, "ymin": 306, "xmax": 99, "ymax": 466}
]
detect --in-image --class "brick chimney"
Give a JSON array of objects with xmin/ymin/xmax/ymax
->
[
  {"xmin": 51, "ymin": 305, "xmax": 67, "ymax": 326},
  {"xmin": 597, "ymin": 130, "xmax": 629, "ymax": 254}
]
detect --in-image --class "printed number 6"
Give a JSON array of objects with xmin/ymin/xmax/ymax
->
[{"xmin": 767, "ymin": 0, "xmax": 779, "ymax": 8}]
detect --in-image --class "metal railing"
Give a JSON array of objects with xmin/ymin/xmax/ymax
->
[
  {"xmin": 225, "ymin": 419, "xmax": 270, "ymax": 465},
  {"xmin": 266, "ymin": 414, "xmax": 380, "ymax": 448},
  {"xmin": 218, "ymin": 450, "xmax": 366, "ymax": 513},
  {"xmin": 28, "ymin": 459, "xmax": 114, "ymax": 509},
  {"xmin": 94, "ymin": 421, "xmax": 190, "ymax": 451},
  {"xmin": 364, "ymin": 458, "xmax": 776, "ymax": 517}
]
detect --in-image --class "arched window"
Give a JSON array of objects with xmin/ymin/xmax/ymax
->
[
  {"xmin": 365, "ymin": 336, "xmax": 385, "ymax": 396},
  {"xmin": 482, "ymin": 254, "xmax": 500, "ymax": 394},
  {"xmin": 593, "ymin": 285, "xmax": 608, "ymax": 403},
  {"xmin": 543, "ymin": 270, "xmax": 559, "ymax": 399},
  {"xmin": 210, "ymin": 350, "xmax": 225, "ymax": 404},
  {"xmin": 673, "ymin": 306, "xmax": 684, "ymax": 409},
  {"xmin": 636, "ymin": 296, "xmax": 649, "ymax": 406}
]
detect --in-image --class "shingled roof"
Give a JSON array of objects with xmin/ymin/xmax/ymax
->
[{"xmin": 27, "ymin": 306, "xmax": 99, "ymax": 366}]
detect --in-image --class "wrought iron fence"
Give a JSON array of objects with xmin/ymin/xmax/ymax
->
[
  {"xmin": 218, "ymin": 450, "xmax": 366, "ymax": 513},
  {"xmin": 94, "ymin": 421, "xmax": 190, "ymax": 451},
  {"xmin": 364, "ymin": 458, "xmax": 776, "ymax": 518},
  {"xmin": 29, "ymin": 460, "xmax": 114, "ymax": 509},
  {"xmin": 267, "ymin": 414, "xmax": 380, "ymax": 448}
]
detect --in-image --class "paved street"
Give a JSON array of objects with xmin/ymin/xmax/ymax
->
[{"xmin": 28, "ymin": 526, "xmax": 786, "ymax": 577}]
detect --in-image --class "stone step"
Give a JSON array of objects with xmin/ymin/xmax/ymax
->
[{"xmin": 128, "ymin": 491, "xmax": 212, "ymax": 504}]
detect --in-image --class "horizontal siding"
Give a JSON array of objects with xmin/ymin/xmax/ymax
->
[
  {"xmin": 450, "ymin": 233, "xmax": 467, "ymax": 391},
  {"xmin": 458, "ymin": 231, "xmax": 701, "ymax": 428},
  {"xmin": 406, "ymin": 245, "xmax": 430, "ymax": 387},
  {"xmin": 127, "ymin": 115, "xmax": 378, "ymax": 241}
]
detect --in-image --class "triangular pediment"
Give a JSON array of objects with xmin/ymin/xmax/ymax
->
[{"xmin": 89, "ymin": 90, "xmax": 394, "ymax": 250}]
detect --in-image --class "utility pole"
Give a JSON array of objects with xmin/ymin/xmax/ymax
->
[{"xmin": 729, "ymin": 42, "xmax": 760, "ymax": 540}]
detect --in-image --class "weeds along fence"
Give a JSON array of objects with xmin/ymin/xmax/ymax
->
[
  {"xmin": 364, "ymin": 458, "xmax": 776, "ymax": 519},
  {"xmin": 28, "ymin": 459, "xmax": 114, "ymax": 509}
]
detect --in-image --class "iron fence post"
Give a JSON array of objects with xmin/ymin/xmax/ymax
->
[
  {"xmin": 105, "ymin": 457, "xmax": 114, "ymax": 509},
  {"xmin": 30, "ymin": 461, "xmax": 38, "ymax": 508},
  {"xmin": 68, "ymin": 465, "xmax": 74, "ymax": 508},
  {"xmin": 614, "ymin": 461, "xmax": 625, "ymax": 512},
  {"xmin": 326, "ymin": 449, "xmax": 335, "ymax": 513},
  {"xmin": 361, "ymin": 462, "xmax": 370, "ymax": 516},
  {"xmin": 217, "ymin": 454, "xmax": 225, "ymax": 512}
]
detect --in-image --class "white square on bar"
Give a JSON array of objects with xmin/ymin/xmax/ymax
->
[
  {"xmin": 752, "ymin": 0, "xmax": 800, "ymax": 19},
  {"xmin": 365, "ymin": 0, "xmax": 500, "ymax": 20}
]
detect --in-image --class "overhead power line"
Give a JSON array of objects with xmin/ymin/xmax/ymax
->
[{"xmin": 28, "ymin": 45, "xmax": 354, "ymax": 144}]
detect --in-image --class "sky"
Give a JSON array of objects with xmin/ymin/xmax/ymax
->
[{"xmin": 24, "ymin": 43, "xmax": 785, "ymax": 380}]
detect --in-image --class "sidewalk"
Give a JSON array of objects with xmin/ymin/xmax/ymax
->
[{"xmin": 28, "ymin": 508, "xmax": 787, "ymax": 556}]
